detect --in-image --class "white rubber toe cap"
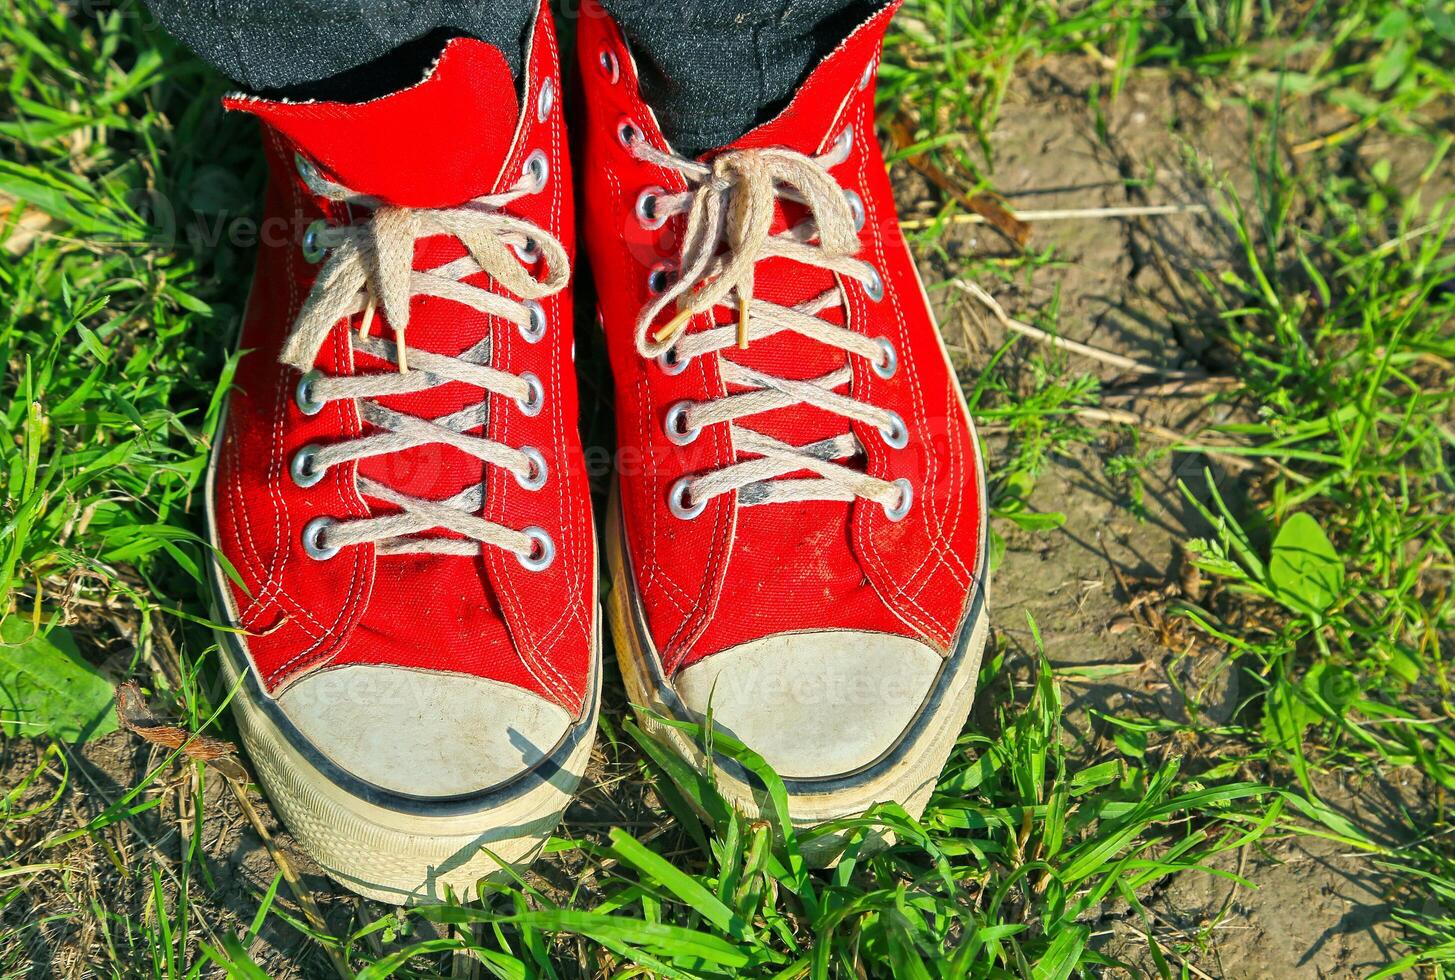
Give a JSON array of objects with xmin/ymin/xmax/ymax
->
[
  {"xmin": 673, "ymin": 631, "xmax": 942, "ymax": 780},
  {"xmin": 276, "ymin": 666, "xmax": 572, "ymax": 797}
]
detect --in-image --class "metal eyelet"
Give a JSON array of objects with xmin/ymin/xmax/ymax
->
[
  {"xmin": 668, "ymin": 477, "xmax": 706, "ymax": 520},
  {"xmin": 636, "ymin": 186, "xmax": 668, "ymax": 229},
  {"xmin": 664, "ymin": 402, "xmax": 700, "ymax": 446},
  {"xmin": 617, "ymin": 117, "xmax": 640, "ymax": 149},
  {"xmin": 290, "ymin": 444, "xmax": 326, "ymax": 488},
  {"xmin": 517, "ymin": 526, "xmax": 556, "ymax": 571},
  {"xmin": 521, "ymin": 300, "xmax": 547, "ymax": 343},
  {"xmin": 657, "ymin": 345, "xmax": 689, "ymax": 376},
  {"xmin": 523, "ymin": 150, "xmax": 549, "ymax": 191},
  {"xmin": 864, "ymin": 266, "xmax": 884, "ymax": 302},
  {"xmin": 647, "ymin": 262, "xmax": 674, "ymax": 296},
  {"xmin": 844, "ymin": 190, "xmax": 866, "ymax": 232},
  {"xmin": 883, "ymin": 478, "xmax": 913, "ymax": 521},
  {"xmin": 516, "ymin": 373, "xmax": 544, "ymax": 416},
  {"xmin": 301, "ymin": 516, "xmax": 340, "ymax": 560},
  {"xmin": 859, "ymin": 60, "xmax": 876, "ymax": 92},
  {"xmin": 872, "ymin": 337, "xmax": 897, "ymax": 379},
  {"xmin": 294, "ymin": 152, "xmax": 319, "ymax": 185},
  {"xmin": 295, "ymin": 369, "xmax": 326, "ymax": 415},
  {"xmin": 516, "ymin": 447, "xmax": 548, "ymax": 491},
  {"xmin": 880, "ymin": 411, "xmax": 908, "ymax": 449},
  {"xmin": 537, "ymin": 79, "xmax": 555, "ymax": 121},
  {"xmin": 832, "ymin": 125, "xmax": 854, "ymax": 158},
  {"xmin": 512, "ymin": 236, "xmax": 542, "ymax": 265},
  {"xmin": 301, "ymin": 219, "xmax": 329, "ymax": 263},
  {"xmin": 599, "ymin": 48, "xmax": 621, "ymax": 83}
]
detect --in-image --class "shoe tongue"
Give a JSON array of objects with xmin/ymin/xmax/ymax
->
[
  {"xmin": 718, "ymin": 0, "xmax": 898, "ymax": 158},
  {"xmin": 698, "ymin": 1, "xmax": 900, "ymax": 454},
  {"xmin": 223, "ymin": 38, "xmax": 520, "ymax": 208}
]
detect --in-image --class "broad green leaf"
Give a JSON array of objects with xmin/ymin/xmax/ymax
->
[
  {"xmin": 0, "ymin": 615, "xmax": 117, "ymax": 742},
  {"xmin": 1429, "ymin": 0, "xmax": 1455, "ymax": 40},
  {"xmin": 1371, "ymin": 39, "xmax": 1411, "ymax": 90},
  {"xmin": 1005, "ymin": 510, "xmax": 1067, "ymax": 531},
  {"xmin": 1373, "ymin": 7, "xmax": 1412, "ymax": 39},
  {"xmin": 1267, "ymin": 512, "xmax": 1345, "ymax": 617},
  {"xmin": 1069, "ymin": 760, "xmax": 1122, "ymax": 792},
  {"xmin": 1112, "ymin": 727, "xmax": 1147, "ymax": 760},
  {"xmin": 1302, "ymin": 661, "xmax": 1360, "ymax": 714},
  {"xmin": 1261, "ymin": 680, "xmax": 1314, "ymax": 751}
]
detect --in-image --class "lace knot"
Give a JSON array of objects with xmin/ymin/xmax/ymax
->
[
  {"xmin": 645, "ymin": 145, "xmax": 863, "ymax": 354},
  {"xmin": 626, "ymin": 133, "xmax": 912, "ymax": 518}
]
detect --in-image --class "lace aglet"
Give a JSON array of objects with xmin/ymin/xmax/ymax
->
[
  {"xmin": 736, "ymin": 295, "xmax": 750, "ymax": 349},
  {"xmin": 358, "ymin": 296, "xmax": 376, "ymax": 339},
  {"xmin": 395, "ymin": 331, "xmax": 408, "ymax": 374},
  {"xmin": 653, "ymin": 308, "xmax": 694, "ymax": 345}
]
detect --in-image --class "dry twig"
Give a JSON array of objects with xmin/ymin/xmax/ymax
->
[
  {"xmin": 901, "ymin": 202, "xmax": 1209, "ymax": 230},
  {"xmin": 955, "ymin": 279, "xmax": 1185, "ymax": 377},
  {"xmin": 888, "ymin": 118, "xmax": 1031, "ymax": 246},
  {"xmin": 114, "ymin": 682, "xmax": 351, "ymax": 979},
  {"xmin": 954, "ymin": 280, "xmax": 1259, "ymax": 473}
]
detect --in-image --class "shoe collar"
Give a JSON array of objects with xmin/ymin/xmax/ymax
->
[
  {"xmin": 708, "ymin": 0, "xmax": 900, "ymax": 160},
  {"xmin": 222, "ymin": 6, "xmax": 556, "ymax": 208}
]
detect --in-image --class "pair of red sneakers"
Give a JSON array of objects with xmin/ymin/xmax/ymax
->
[{"xmin": 207, "ymin": 0, "xmax": 989, "ymax": 903}]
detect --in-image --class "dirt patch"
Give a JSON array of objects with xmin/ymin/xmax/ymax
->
[
  {"xmin": 924, "ymin": 54, "xmax": 1441, "ymax": 976},
  {"xmin": 0, "ymin": 733, "xmax": 336, "ymax": 978}
]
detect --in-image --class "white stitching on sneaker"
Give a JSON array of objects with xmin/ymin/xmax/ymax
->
[
  {"xmin": 282, "ymin": 162, "xmax": 569, "ymax": 560},
  {"xmin": 628, "ymin": 135, "xmax": 906, "ymax": 516}
]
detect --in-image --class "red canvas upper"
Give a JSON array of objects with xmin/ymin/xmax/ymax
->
[
  {"xmin": 579, "ymin": 0, "xmax": 986, "ymax": 675},
  {"xmin": 212, "ymin": 1, "xmax": 594, "ymax": 714}
]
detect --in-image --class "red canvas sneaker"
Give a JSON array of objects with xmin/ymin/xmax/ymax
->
[
  {"xmin": 204, "ymin": 1, "xmax": 598, "ymax": 904},
  {"xmin": 580, "ymin": 0, "xmax": 989, "ymax": 854}
]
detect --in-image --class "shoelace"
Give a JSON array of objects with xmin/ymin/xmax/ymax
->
[
  {"xmin": 630, "ymin": 131, "xmax": 914, "ymax": 520},
  {"xmin": 283, "ymin": 153, "xmax": 568, "ymax": 566}
]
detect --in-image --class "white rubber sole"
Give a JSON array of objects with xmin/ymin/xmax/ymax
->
[
  {"xmin": 605, "ymin": 491, "xmax": 989, "ymax": 864},
  {"xmin": 212, "ymin": 623, "xmax": 599, "ymax": 904},
  {"xmin": 204, "ymin": 425, "xmax": 599, "ymax": 905}
]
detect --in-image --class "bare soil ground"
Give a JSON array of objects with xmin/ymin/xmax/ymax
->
[{"xmin": 921, "ymin": 55, "xmax": 1436, "ymax": 978}]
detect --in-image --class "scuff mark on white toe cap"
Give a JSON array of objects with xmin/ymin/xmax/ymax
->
[
  {"xmin": 277, "ymin": 666, "xmax": 571, "ymax": 798},
  {"xmin": 674, "ymin": 631, "xmax": 941, "ymax": 780}
]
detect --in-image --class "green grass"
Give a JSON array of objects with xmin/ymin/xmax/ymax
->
[{"xmin": 3, "ymin": 0, "xmax": 1454, "ymax": 976}]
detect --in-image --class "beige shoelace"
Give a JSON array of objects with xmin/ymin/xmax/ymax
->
[
  {"xmin": 284, "ymin": 156, "xmax": 568, "ymax": 564},
  {"xmin": 630, "ymin": 133, "xmax": 913, "ymax": 519}
]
